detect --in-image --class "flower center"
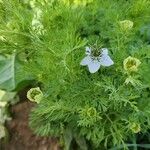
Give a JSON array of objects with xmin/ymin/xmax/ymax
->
[{"xmin": 91, "ymin": 46, "xmax": 101, "ymax": 57}]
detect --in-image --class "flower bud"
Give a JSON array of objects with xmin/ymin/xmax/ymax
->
[
  {"xmin": 27, "ymin": 87, "xmax": 43, "ymax": 103},
  {"xmin": 119, "ymin": 20, "xmax": 133, "ymax": 31},
  {"xmin": 130, "ymin": 123, "xmax": 141, "ymax": 133},
  {"xmin": 123, "ymin": 56, "xmax": 141, "ymax": 73}
]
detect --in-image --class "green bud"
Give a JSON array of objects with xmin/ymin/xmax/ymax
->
[
  {"xmin": 119, "ymin": 20, "xmax": 133, "ymax": 31},
  {"xmin": 27, "ymin": 87, "xmax": 43, "ymax": 103},
  {"xmin": 130, "ymin": 123, "xmax": 141, "ymax": 133},
  {"xmin": 87, "ymin": 107, "xmax": 97, "ymax": 117},
  {"xmin": 123, "ymin": 56, "xmax": 141, "ymax": 73}
]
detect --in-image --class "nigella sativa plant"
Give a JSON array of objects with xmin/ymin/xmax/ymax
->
[{"xmin": 80, "ymin": 47, "xmax": 114, "ymax": 73}]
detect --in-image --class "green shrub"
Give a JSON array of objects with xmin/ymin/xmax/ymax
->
[{"xmin": 0, "ymin": 0, "xmax": 150, "ymax": 149}]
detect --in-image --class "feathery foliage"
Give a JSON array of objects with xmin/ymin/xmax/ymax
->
[{"xmin": 0, "ymin": 0, "xmax": 150, "ymax": 149}]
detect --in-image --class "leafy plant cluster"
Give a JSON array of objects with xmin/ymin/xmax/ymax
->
[{"xmin": 0, "ymin": 0, "xmax": 150, "ymax": 149}]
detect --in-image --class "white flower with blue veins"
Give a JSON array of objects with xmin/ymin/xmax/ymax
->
[{"xmin": 80, "ymin": 47, "xmax": 114, "ymax": 73}]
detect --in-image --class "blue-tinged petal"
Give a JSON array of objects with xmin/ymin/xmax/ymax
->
[
  {"xmin": 88, "ymin": 60, "xmax": 101, "ymax": 73},
  {"xmin": 85, "ymin": 46, "xmax": 91, "ymax": 55},
  {"xmin": 101, "ymin": 48, "xmax": 108, "ymax": 55},
  {"xmin": 80, "ymin": 56, "xmax": 91, "ymax": 66},
  {"xmin": 100, "ymin": 54, "xmax": 114, "ymax": 67}
]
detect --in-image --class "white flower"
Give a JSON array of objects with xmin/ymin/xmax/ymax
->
[{"xmin": 80, "ymin": 47, "xmax": 114, "ymax": 73}]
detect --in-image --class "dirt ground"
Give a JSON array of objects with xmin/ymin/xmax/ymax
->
[{"xmin": 0, "ymin": 100, "xmax": 61, "ymax": 150}]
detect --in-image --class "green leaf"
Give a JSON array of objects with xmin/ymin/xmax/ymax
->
[
  {"xmin": 0, "ymin": 54, "xmax": 15, "ymax": 91},
  {"xmin": 0, "ymin": 54, "xmax": 33, "ymax": 91}
]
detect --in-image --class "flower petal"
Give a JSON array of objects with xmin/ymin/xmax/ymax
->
[
  {"xmin": 85, "ymin": 46, "xmax": 91, "ymax": 55},
  {"xmin": 100, "ymin": 54, "xmax": 114, "ymax": 66},
  {"xmin": 101, "ymin": 48, "xmax": 108, "ymax": 55},
  {"xmin": 88, "ymin": 60, "xmax": 101, "ymax": 73},
  {"xmin": 80, "ymin": 56, "xmax": 91, "ymax": 66}
]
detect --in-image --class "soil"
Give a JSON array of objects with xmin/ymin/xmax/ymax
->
[{"xmin": 0, "ymin": 100, "xmax": 61, "ymax": 150}]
